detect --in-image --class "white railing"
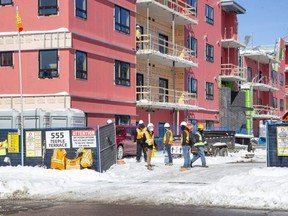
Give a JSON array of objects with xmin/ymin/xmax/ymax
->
[
  {"xmin": 137, "ymin": 34, "xmax": 197, "ymax": 63},
  {"xmin": 253, "ymin": 105, "xmax": 280, "ymax": 117},
  {"xmin": 220, "ymin": 64, "xmax": 245, "ymax": 78},
  {"xmin": 136, "ymin": 85, "xmax": 197, "ymax": 106},
  {"xmin": 223, "ymin": 27, "xmax": 238, "ymax": 40}
]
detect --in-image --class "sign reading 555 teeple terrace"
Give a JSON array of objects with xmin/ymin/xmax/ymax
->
[{"xmin": 45, "ymin": 131, "xmax": 71, "ymax": 149}]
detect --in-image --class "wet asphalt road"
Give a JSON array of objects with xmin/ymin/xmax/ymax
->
[{"xmin": 1, "ymin": 201, "xmax": 288, "ymax": 216}]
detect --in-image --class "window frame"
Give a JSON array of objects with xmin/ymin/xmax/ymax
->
[
  {"xmin": 114, "ymin": 60, "xmax": 130, "ymax": 87},
  {"xmin": 187, "ymin": 35, "xmax": 197, "ymax": 57},
  {"xmin": 75, "ymin": 0, "xmax": 87, "ymax": 19},
  {"xmin": 38, "ymin": 0, "xmax": 58, "ymax": 16},
  {"xmin": 206, "ymin": 120, "xmax": 214, "ymax": 130},
  {"xmin": 272, "ymin": 97, "xmax": 277, "ymax": 109},
  {"xmin": 247, "ymin": 67, "xmax": 252, "ymax": 82},
  {"xmin": 187, "ymin": 0, "xmax": 197, "ymax": 16},
  {"xmin": 75, "ymin": 50, "xmax": 87, "ymax": 80},
  {"xmin": 280, "ymin": 99, "xmax": 284, "ymax": 111},
  {"xmin": 205, "ymin": 4, "xmax": 214, "ymax": 25},
  {"xmin": 0, "ymin": 0, "xmax": 13, "ymax": 6},
  {"xmin": 115, "ymin": 5, "xmax": 130, "ymax": 34},
  {"xmin": 0, "ymin": 51, "xmax": 13, "ymax": 67},
  {"xmin": 38, "ymin": 49, "xmax": 59, "ymax": 79},
  {"xmin": 271, "ymin": 70, "xmax": 277, "ymax": 84},
  {"xmin": 205, "ymin": 82, "xmax": 214, "ymax": 100},
  {"xmin": 279, "ymin": 73, "xmax": 284, "ymax": 86},
  {"xmin": 115, "ymin": 115, "xmax": 130, "ymax": 125},
  {"xmin": 206, "ymin": 43, "xmax": 214, "ymax": 62},
  {"xmin": 188, "ymin": 76, "xmax": 197, "ymax": 96}
]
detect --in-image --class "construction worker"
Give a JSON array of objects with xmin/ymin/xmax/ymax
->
[
  {"xmin": 190, "ymin": 124, "xmax": 208, "ymax": 168},
  {"xmin": 134, "ymin": 120, "xmax": 147, "ymax": 162},
  {"xmin": 136, "ymin": 24, "xmax": 141, "ymax": 50},
  {"xmin": 163, "ymin": 123, "xmax": 173, "ymax": 166},
  {"xmin": 180, "ymin": 121, "xmax": 191, "ymax": 171},
  {"xmin": 144, "ymin": 123, "xmax": 157, "ymax": 170}
]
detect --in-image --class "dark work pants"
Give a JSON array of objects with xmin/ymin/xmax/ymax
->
[{"xmin": 136, "ymin": 142, "xmax": 147, "ymax": 161}]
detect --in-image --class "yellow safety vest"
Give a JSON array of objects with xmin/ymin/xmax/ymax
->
[
  {"xmin": 194, "ymin": 132, "xmax": 206, "ymax": 146},
  {"xmin": 145, "ymin": 131, "xmax": 154, "ymax": 146},
  {"xmin": 65, "ymin": 157, "xmax": 81, "ymax": 170},
  {"xmin": 136, "ymin": 128, "xmax": 146, "ymax": 139},
  {"xmin": 51, "ymin": 149, "xmax": 67, "ymax": 170},
  {"xmin": 181, "ymin": 130, "xmax": 189, "ymax": 145},
  {"xmin": 80, "ymin": 149, "xmax": 93, "ymax": 168},
  {"xmin": 163, "ymin": 129, "xmax": 173, "ymax": 145}
]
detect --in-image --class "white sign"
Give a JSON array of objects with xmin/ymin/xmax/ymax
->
[
  {"xmin": 72, "ymin": 129, "xmax": 96, "ymax": 148},
  {"xmin": 46, "ymin": 130, "xmax": 70, "ymax": 149}
]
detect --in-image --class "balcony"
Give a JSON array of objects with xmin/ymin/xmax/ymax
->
[
  {"xmin": 136, "ymin": 34, "xmax": 198, "ymax": 68},
  {"xmin": 220, "ymin": 64, "xmax": 246, "ymax": 82},
  {"xmin": 136, "ymin": 0, "xmax": 197, "ymax": 25},
  {"xmin": 241, "ymin": 49, "xmax": 280, "ymax": 64},
  {"xmin": 250, "ymin": 75, "xmax": 279, "ymax": 92},
  {"xmin": 221, "ymin": 27, "xmax": 245, "ymax": 48},
  {"xmin": 136, "ymin": 85, "xmax": 198, "ymax": 110},
  {"xmin": 252, "ymin": 105, "xmax": 281, "ymax": 120}
]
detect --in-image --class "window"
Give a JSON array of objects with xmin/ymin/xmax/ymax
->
[
  {"xmin": 136, "ymin": 73, "xmax": 144, "ymax": 101},
  {"xmin": 188, "ymin": 77, "xmax": 197, "ymax": 96},
  {"xmin": 159, "ymin": 33, "xmax": 168, "ymax": 54},
  {"xmin": 273, "ymin": 97, "xmax": 277, "ymax": 109},
  {"xmin": 247, "ymin": 67, "xmax": 252, "ymax": 82},
  {"xmin": 206, "ymin": 121, "xmax": 214, "ymax": 130},
  {"xmin": 76, "ymin": 50, "xmax": 87, "ymax": 80},
  {"xmin": 115, "ymin": 60, "xmax": 130, "ymax": 86},
  {"xmin": 0, "ymin": 0, "xmax": 12, "ymax": 5},
  {"xmin": 76, "ymin": 0, "xmax": 87, "ymax": 19},
  {"xmin": 159, "ymin": 78, "xmax": 168, "ymax": 102},
  {"xmin": 280, "ymin": 99, "xmax": 284, "ymax": 111},
  {"xmin": 115, "ymin": 5, "xmax": 130, "ymax": 34},
  {"xmin": 188, "ymin": 35, "xmax": 197, "ymax": 57},
  {"xmin": 0, "ymin": 52, "xmax": 13, "ymax": 66},
  {"xmin": 280, "ymin": 73, "xmax": 284, "ymax": 86},
  {"xmin": 38, "ymin": 0, "xmax": 58, "ymax": 16},
  {"xmin": 39, "ymin": 49, "xmax": 58, "ymax": 79},
  {"xmin": 206, "ymin": 82, "xmax": 214, "ymax": 100},
  {"xmin": 271, "ymin": 70, "xmax": 277, "ymax": 84},
  {"xmin": 205, "ymin": 4, "xmax": 214, "ymax": 25},
  {"xmin": 206, "ymin": 43, "xmax": 214, "ymax": 62},
  {"xmin": 187, "ymin": 0, "xmax": 197, "ymax": 16},
  {"xmin": 115, "ymin": 115, "xmax": 130, "ymax": 125}
]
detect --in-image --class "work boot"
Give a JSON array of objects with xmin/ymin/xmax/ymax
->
[{"xmin": 201, "ymin": 165, "xmax": 208, "ymax": 168}]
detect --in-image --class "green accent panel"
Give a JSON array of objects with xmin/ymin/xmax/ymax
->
[{"xmin": 244, "ymin": 88, "xmax": 252, "ymax": 135}]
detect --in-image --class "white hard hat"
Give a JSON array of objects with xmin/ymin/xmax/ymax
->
[
  {"xmin": 136, "ymin": 24, "xmax": 140, "ymax": 28},
  {"xmin": 147, "ymin": 123, "xmax": 154, "ymax": 128},
  {"xmin": 164, "ymin": 123, "xmax": 170, "ymax": 128},
  {"xmin": 106, "ymin": 119, "xmax": 113, "ymax": 124},
  {"xmin": 180, "ymin": 121, "xmax": 187, "ymax": 126},
  {"xmin": 139, "ymin": 120, "xmax": 144, "ymax": 124}
]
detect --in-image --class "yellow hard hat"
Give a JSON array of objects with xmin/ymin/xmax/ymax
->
[{"xmin": 198, "ymin": 124, "xmax": 205, "ymax": 130}]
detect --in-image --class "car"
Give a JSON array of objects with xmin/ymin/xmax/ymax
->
[{"xmin": 116, "ymin": 125, "xmax": 137, "ymax": 160}]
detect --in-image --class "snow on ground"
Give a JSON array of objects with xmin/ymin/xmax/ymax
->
[{"xmin": 0, "ymin": 147, "xmax": 288, "ymax": 211}]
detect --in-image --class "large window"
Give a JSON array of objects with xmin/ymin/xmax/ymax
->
[
  {"xmin": 0, "ymin": 0, "xmax": 12, "ymax": 5},
  {"xmin": 205, "ymin": 4, "xmax": 214, "ymax": 25},
  {"xmin": 247, "ymin": 67, "xmax": 252, "ymax": 82},
  {"xmin": 206, "ymin": 43, "xmax": 214, "ymax": 62},
  {"xmin": 115, "ymin": 60, "xmax": 130, "ymax": 86},
  {"xmin": 159, "ymin": 33, "xmax": 168, "ymax": 54},
  {"xmin": 206, "ymin": 82, "xmax": 214, "ymax": 100},
  {"xmin": 159, "ymin": 78, "xmax": 168, "ymax": 102},
  {"xmin": 188, "ymin": 77, "xmax": 197, "ymax": 96},
  {"xmin": 271, "ymin": 70, "xmax": 277, "ymax": 84},
  {"xmin": 0, "ymin": 52, "xmax": 13, "ymax": 67},
  {"xmin": 76, "ymin": 0, "xmax": 87, "ymax": 19},
  {"xmin": 115, "ymin": 115, "xmax": 130, "ymax": 125},
  {"xmin": 76, "ymin": 50, "xmax": 87, "ymax": 80},
  {"xmin": 280, "ymin": 99, "xmax": 284, "ymax": 111},
  {"xmin": 280, "ymin": 73, "xmax": 284, "ymax": 86},
  {"xmin": 38, "ymin": 0, "xmax": 58, "ymax": 16},
  {"xmin": 115, "ymin": 5, "xmax": 130, "ymax": 34},
  {"xmin": 39, "ymin": 49, "xmax": 58, "ymax": 79},
  {"xmin": 273, "ymin": 97, "xmax": 277, "ymax": 109},
  {"xmin": 188, "ymin": 35, "xmax": 197, "ymax": 57}
]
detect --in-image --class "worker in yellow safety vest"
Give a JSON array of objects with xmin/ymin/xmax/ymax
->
[
  {"xmin": 144, "ymin": 123, "xmax": 157, "ymax": 170},
  {"xmin": 163, "ymin": 123, "xmax": 173, "ymax": 166},
  {"xmin": 134, "ymin": 120, "xmax": 147, "ymax": 162}
]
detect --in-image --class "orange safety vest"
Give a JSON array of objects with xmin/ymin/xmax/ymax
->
[
  {"xmin": 136, "ymin": 128, "xmax": 146, "ymax": 139},
  {"xmin": 145, "ymin": 131, "xmax": 154, "ymax": 146},
  {"xmin": 51, "ymin": 149, "xmax": 67, "ymax": 170},
  {"xmin": 65, "ymin": 157, "xmax": 81, "ymax": 170},
  {"xmin": 163, "ymin": 129, "xmax": 173, "ymax": 145},
  {"xmin": 80, "ymin": 149, "xmax": 93, "ymax": 168}
]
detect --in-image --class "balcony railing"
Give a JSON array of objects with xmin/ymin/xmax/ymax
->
[
  {"xmin": 220, "ymin": 64, "xmax": 246, "ymax": 82},
  {"xmin": 221, "ymin": 27, "xmax": 245, "ymax": 48},
  {"xmin": 223, "ymin": 27, "xmax": 238, "ymax": 40},
  {"xmin": 136, "ymin": 85, "xmax": 198, "ymax": 109},
  {"xmin": 136, "ymin": 34, "xmax": 197, "ymax": 67},
  {"xmin": 250, "ymin": 75, "xmax": 279, "ymax": 91},
  {"xmin": 137, "ymin": 0, "xmax": 197, "ymax": 25},
  {"xmin": 252, "ymin": 105, "xmax": 281, "ymax": 119}
]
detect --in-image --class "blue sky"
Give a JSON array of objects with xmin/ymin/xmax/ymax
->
[{"xmin": 236, "ymin": 0, "xmax": 288, "ymax": 46}]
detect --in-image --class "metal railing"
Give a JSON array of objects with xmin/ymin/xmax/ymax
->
[
  {"xmin": 220, "ymin": 64, "xmax": 246, "ymax": 78},
  {"xmin": 253, "ymin": 105, "xmax": 280, "ymax": 117},
  {"xmin": 223, "ymin": 27, "xmax": 238, "ymax": 40},
  {"xmin": 137, "ymin": 34, "xmax": 197, "ymax": 63},
  {"xmin": 136, "ymin": 85, "xmax": 197, "ymax": 106},
  {"xmin": 153, "ymin": 0, "xmax": 197, "ymax": 18},
  {"xmin": 251, "ymin": 74, "xmax": 277, "ymax": 88}
]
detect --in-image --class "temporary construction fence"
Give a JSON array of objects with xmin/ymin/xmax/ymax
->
[
  {"xmin": 0, "ymin": 123, "xmax": 116, "ymax": 172},
  {"xmin": 267, "ymin": 121, "xmax": 288, "ymax": 167}
]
